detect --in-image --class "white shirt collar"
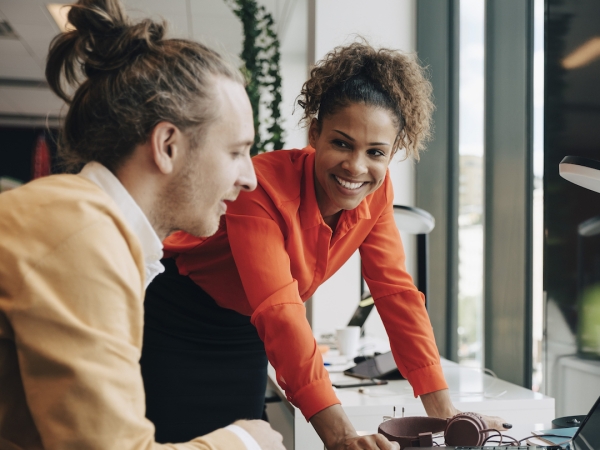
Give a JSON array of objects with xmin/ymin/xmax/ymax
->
[
  {"xmin": 225, "ymin": 425, "xmax": 262, "ymax": 450},
  {"xmin": 79, "ymin": 162, "xmax": 164, "ymax": 288}
]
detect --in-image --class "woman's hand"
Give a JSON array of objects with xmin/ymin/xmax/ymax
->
[
  {"xmin": 310, "ymin": 404, "xmax": 399, "ymax": 450},
  {"xmin": 478, "ymin": 413, "xmax": 512, "ymax": 431},
  {"xmin": 334, "ymin": 434, "xmax": 399, "ymax": 450},
  {"xmin": 420, "ymin": 388, "xmax": 512, "ymax": 431}
]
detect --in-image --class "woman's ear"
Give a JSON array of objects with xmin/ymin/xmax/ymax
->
[{"xmin": 308, "ymin": 118, "xmax": 321, "ymax": 148}]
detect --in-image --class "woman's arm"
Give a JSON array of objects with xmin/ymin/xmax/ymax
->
[
  {"xmin": 359, "ymin": 185, "xmax": 509, "ymax": 430},
  {"xmin": 225, "ymin": 212, "xmax": 400, "ymax": 447},
  {"xmin": 359, "ymin": 205, "xmax": 448, "ymax": 394},
  {"xmin": 420, "ymin": 389, "xmax": 459, "ymax": 417},
  {"xmin": 225, "ymin": 212, "xmax": 341, "ymax": 418}
]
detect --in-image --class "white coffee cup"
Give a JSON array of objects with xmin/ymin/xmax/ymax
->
[{"xmin": 336, "ymin": 326, "xmax": 361, "ymax": 359}]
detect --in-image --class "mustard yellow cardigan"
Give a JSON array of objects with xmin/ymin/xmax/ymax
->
[{"xmin": 0, "ymin": 174, "xmax": 244, "ymax": 450}]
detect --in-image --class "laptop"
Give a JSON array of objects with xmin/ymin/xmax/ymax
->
[
  {"xmin": 343, "ymin": 349, "xmax": 404, "ymax": 380},
  {"xmin": 347, "ymin": 293, "xmax": 375, "ymax": 328},
  {"xmin": 406, "ymin": 393, "xmax": 600, "ymax": 449}
]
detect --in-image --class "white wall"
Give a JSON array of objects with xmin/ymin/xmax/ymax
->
[
  {"xmin": 144, "ymin": 0, "xmax": 311, "ymax": 152},
  {"xmin": 277, "ymin": 0, "xmax": 310, "ymax": 150},
  {"xmin": 309, "ymin": 0, "xmax": 418, "ymax": 342}
]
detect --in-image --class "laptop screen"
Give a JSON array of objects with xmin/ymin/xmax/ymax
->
[{"xmin": 572, "ymin": 395, "xmax": 600, "ymax": 450}]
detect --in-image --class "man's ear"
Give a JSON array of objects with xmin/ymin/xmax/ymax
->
[
  {"xmin": 308, "ymin": 118, "xmax": 321, "ymax": 148},
  {"xmin": 150, "ymin": 122, "xmax": 182, "ymax": 175}
]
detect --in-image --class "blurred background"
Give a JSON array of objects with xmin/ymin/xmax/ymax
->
[{"xmin": 1, "ymin": 0, "xmax": 600, "ymax": 419}]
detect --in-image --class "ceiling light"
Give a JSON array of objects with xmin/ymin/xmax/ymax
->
[
  {"xmin": 562, "ymin": 36, "xmax": 600, "ymax": 70},
  {"xmin": 47, "ymin": 3, "xmax": 73, "ymax": 32}
]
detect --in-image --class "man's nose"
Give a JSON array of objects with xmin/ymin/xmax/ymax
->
[{"xmin": 237, "ymin": 155, "xmax": 257, "ymax": 192}]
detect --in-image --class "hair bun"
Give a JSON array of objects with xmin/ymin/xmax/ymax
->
[
  {"xmin": 46, "ymin": 0, "xmax": 166, "ymax": 101},
  {"xmin": 81, "ymin": 19, "xmax": 167, "ymax": 77},
  {"xmin": 67, "ymin": 0, "xmax": 128, "ymax": 35},
  {"xmin": 68, "ymin": 1, "xmax": 166, "ymax": 76}
]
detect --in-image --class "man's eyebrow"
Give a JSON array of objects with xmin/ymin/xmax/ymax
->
[
  {"xmin": 333, "ymin": 129, "xmax": 390, "ymax": 146},
  {"xmin": 231, "ymin": 139, "xmax": 255, "ymax": 148}
]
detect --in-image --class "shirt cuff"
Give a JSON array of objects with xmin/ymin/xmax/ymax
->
[
  {"xmin": 291, "ymin": 377, "xmax": 341, "ymax": 421},
  {"xmin": 405, "ymin": 362, "xmax": 448, "ymax": 397},
  {"xmin": 225, "ymin": 424, "xmax": 262, "ymax": 450}
]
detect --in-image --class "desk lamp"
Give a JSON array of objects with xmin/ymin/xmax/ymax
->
[{"xmin": 393, "ymin": 205, "xmax": 435, "ymax": 305}]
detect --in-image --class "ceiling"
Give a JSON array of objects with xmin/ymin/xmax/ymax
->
[{"xmin": 0, "ymin": 0, "xmax": 303, "ymax": 126}]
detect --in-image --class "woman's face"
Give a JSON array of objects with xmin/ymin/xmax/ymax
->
[{"xmin": 309, "ymin": 103, "xmax": 397, "ymax": 220}]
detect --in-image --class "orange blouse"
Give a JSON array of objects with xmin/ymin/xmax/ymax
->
[{"xmin": 164, "ymin": 147, "xmax": 447, "ymax": 420}]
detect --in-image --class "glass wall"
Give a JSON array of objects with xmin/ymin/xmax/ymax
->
[
  {"xmin": 457, "ymin": 1, "xmax": 543, "ymax": 385},
  {"xmin": 531, "ymin": 0, "xmax": 545, "ymax": 392},
  {"xmin": 457, "ymin": 0, "xmax": 485, "ymax": 368},
  {"xmin": 418, "ymin": 1, "xmax": 536, "ymax": 385}
]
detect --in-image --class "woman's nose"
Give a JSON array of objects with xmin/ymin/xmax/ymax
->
[{"xmin": 341, "ymin": 152, "xmax": 367, "ymax": 175}]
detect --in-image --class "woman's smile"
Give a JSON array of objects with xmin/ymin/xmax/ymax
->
[{"xmin": 333, "ymin": 175, "xmax": 367, "ymax": 191}]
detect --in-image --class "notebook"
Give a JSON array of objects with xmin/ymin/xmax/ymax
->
[
  {"xmin": 405, "ymin": 393, "xmax": 600, "ymax": 449},
  {"xmin": 529, "ymin": 426, "xmax": 579, "ymax": 447}
]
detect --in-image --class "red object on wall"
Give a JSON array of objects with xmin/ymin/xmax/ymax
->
[{"xmin": 32, "ymin": 134, "xmax": 51, "ymax": 179}]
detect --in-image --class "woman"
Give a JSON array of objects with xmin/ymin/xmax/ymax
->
[{"xmin": 141, "ymin": 42, "xmax": 506, "ymax": 449}]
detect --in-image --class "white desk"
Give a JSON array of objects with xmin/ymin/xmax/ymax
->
[{"xmin": 265, "ymin": 358, "xmax": 555, "ymax": 450}]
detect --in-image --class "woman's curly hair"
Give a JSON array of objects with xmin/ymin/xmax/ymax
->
[{"xmin": 297, "ymin": 42, "xmax": 434, "ymax": 160}]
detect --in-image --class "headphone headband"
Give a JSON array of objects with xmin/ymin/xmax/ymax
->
[
  {"xmin": 378, "ymin": 413, "xmax": 489, "ymax": 448},
  {"xmin": 378, "ymin": 416, "xmax": 447, "ymax": 448}
]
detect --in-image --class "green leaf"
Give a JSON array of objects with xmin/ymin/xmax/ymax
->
[{"xmin": 225, "ymin": 0, "xmax": 286, "ymax": 155}]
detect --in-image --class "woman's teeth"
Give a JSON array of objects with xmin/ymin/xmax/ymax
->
[{"xmin": 335, "ymin": 175, "xmax": 364, "ymax": 190}]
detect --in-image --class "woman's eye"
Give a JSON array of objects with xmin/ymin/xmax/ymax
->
[
  {"xmin": 332, "ymin": 139, "xmax": 349, "ymax": 148},
  {"xmin": 368, "ymin": 149, "xmax": 386, "ymax": 157}
]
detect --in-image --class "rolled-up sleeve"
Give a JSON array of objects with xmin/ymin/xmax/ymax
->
[{"xmin": 359, "ymin": 191, "xmax": 447, "ymax": 397}]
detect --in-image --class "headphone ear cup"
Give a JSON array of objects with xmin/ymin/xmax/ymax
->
[{"xmin": 444, "ymin": 412, "xmax": 488, "ymax": 446}]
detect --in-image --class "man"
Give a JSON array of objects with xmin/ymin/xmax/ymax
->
[{"xmin": 0, "ymin": 0, "xmax": 284, "ymax": 448}]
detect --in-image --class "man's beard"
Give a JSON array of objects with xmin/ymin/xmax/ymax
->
[{"xmin": 152, "ymin": 158, "xmax": 218, "ymax": 239}]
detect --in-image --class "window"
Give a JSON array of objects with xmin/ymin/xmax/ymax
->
[
  {"xmin": 457, "ymin": 0, "xmax": 485, "ymax": 368},
  {"xmin": 417, "ymin": 0, "xmax": 534, "ymax": 387}
]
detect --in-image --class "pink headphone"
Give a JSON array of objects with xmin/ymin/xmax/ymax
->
[{"xmin": 378, "ymin": 412, "xmax": 489, "ymax": 448}]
